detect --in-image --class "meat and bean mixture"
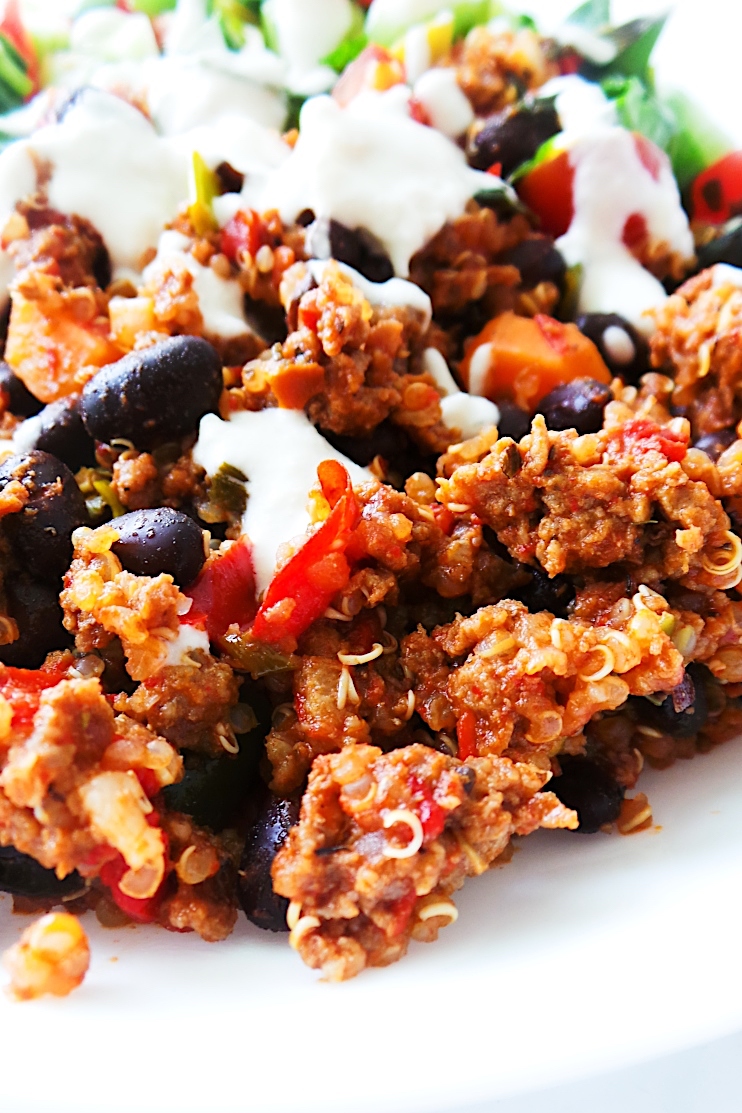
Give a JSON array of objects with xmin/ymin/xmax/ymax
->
[{"xmin": 0, "ymin": 0, "xmax": 738, "ymax": 994}]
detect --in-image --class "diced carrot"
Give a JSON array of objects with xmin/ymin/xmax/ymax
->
[
  {"xmin": 459, "ymin": 310, "xmax": 611, "ymax": 412},
  {"xmin": 5, "ymin": 293, "xmax": 122, "ymax": 403},
  {"xmin": 269, "ymin": 361, "xmax": 326, "ymax": 409}
]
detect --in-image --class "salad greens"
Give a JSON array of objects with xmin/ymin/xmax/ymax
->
[{"xmin": 3, "ymin": 0, "xmax": 733, "ymax": 204}]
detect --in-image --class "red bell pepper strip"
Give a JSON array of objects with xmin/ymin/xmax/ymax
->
[
  {"xmin": 251, "ymin": 461, "xmax": 361, "ymax": 647},
  {"xmin": 0, "ymin": 660, "xmax": 70, "ymax": 727},
  {"xmin": 456, "ymin": 710, "xmax": 477, "ymax": 761},
  {"xmin": 184, "ymin": 535, "xmax": 258, "ymax": 642},
  {"xmin": 0, "ymin": 0, "xmax": 39, "ymax": 96}
]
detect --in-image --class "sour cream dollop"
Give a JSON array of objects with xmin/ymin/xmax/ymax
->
[{"xmin": 260, "ymin": 89, "xmax": 492, "ymax": 277}]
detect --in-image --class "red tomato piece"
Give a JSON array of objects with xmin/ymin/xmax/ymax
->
[
  {"xmin": 456, "ymin": 710, "xmax": 477, "ymax": 761},
  {"xmin": 0, "ymin": 661, "xmax": 69, "ymax": 726},
  {"xmin": 622, "ymin": 212, "xmax": 649, "ymax": 251},
  {"xmin": 691, "ymin": 151, "xmax": 742, "ymax": 225},
  {"xmin": 221, "ymin": 209, "xmax": 269, "ymax": 263},
  {"xmin": 409, "ymin": 775, "xmax": 446, "ymax": 842},
  {"xmin": 100, "ymin": 855, "xmax": 162, "ymax": 924},
  {"xmin": 251, "ymin": 462, "xmax": 361, "ymax": 647},
  {"xmin": 515, "ymin": 148, "xmax": 575, "ymax": 238},
  {"xmin": 609, "ymin": 417, "xmax": 688, "ymax": 463},
  {"xmin": 185, "ymin": 536, "xmax": 258, "ymax": 642}
]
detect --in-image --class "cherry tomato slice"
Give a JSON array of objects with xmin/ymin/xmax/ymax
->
[{"xmin": 690, "ymin": 151, "xmax": 742, "ymax": 225}]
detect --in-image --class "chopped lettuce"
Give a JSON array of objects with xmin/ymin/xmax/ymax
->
[
  {"xmin": 665, "ymin": 91, "xmax": 731, "ymax": 193},
  {"xmin": 321, "ymin": 3, "xmax": 366, "ymax": 72},
  {"xmin": 602, "ymin": 74, "xmax": 676, "ymax": 153}
]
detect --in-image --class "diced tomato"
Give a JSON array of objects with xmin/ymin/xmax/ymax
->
[
  {"xmin": 185, "ymin": 536, "xmax": 258, "ymax": 642},
  {"xmin": 221, "ymin": 209, "xmax": 269, "ymax": 263},
  {"xmin": 456, "ymin": 710, "xmax": 477, "ymax": 761},
  {"xmin": 332, "ymin": 44, "xmax": 404, "ymax": 107},
  {"xmin": 408, "ymin": 97, "xmax": 431, "ymax": 127},
  {"xmin": 251, "ymin": 461, "xmax": 361, "ymax": 648},
  {"xmin": 608, "ymin": 417, "xmax": 688, "ymax": 463},
  {"xmin": 622, "ymin": 212, "xmax": 649, "ymax": 251},
  {"xmin": 99, "ymin": 854, "xmax": 162, "ymax": 924},
  {"xmin": 633, "ymin": 133, "xmax": 664, "ymax": 182},
  {"xmin": 386, "ymin": 889, "xmax": 417, "ymax": 937},
  {"xmin": 409, "ymin": 774, "xmax": 446, "ymax": 842},
  {"xmin": 134, "ymin": 768, "xmax": 161, "ymax": 800},
  {"xmin": 515, "ymin": 148, "xmax": 575, "ymax": 238},
  {"xmin": 690, "ymin": 151, "xmax": 742, "ymax": 225},
  {"xmin": 0, "ymin": 661, "xmax": 69, "ymax": 726},
  {"xmin": 486, "ymin": 161, "xmax": 503, "ymax": 178}
]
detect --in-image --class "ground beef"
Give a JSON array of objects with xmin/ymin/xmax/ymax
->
[
  {"xmin": 437, "ymin": 410, "xmax": 732, "ymax": 591},
  {"xmin": 272, "ymin": 742, "xmax": 575, "ymax": 980},
  {"xmin": 651, "ymin": 268, "xmax": 742, "ymax": 436},
  {"xmin": 454, "ymin": 25, "xmax": 558, "ymax": 118},
  {"xmin": 115, "ymin": 656, "xmax": 240, "ymax": 756}
]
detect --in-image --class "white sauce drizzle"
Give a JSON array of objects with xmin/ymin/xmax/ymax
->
[
  {"xmin": 308, "ymin": 259, "xmax": 433, "ymax": 329},
  {"xmin": 413, "ymin": 68, "xmax": 474, "ymax": 139},
  {"xmin": 602, "ymin": 324, "xmax": 635, "ymax": 365},
  {"xmin": 262, "ymin": 0, "xmax": 353, "ymax": 95},
  {"xmin": 142, "ymin": 230, "xmax": 248, "ymax": 340},
  {"xmin": 193, "ymin": 409, "xmax": 371, "ymax": 592},
  {"xmin": 0, "ymin": 89, "xmax": 187, "ymax": 287},
  {"xmin": 712, "ymin": 263, "xmax": 742, "ymax": 289},
  {"xmin": 162, "ymin": 623, "xmax": 211, "ymax": 667},
  {"xmin": 260, "ymin": 90, "xmax": 491, "ymax": 277},
  {"xmin": 422, "ymin": 348, "xmax": 499, "ymax": 438},
  {"xmin": 556, "ymin": 124, "xmax": 694, "ymax": 333}
]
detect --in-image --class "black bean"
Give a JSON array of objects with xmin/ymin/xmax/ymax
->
[
  {"xmin": 110, "ymin": 507, "xmax": 206, "ymax": 587},
  {"xmin": 214, "ymin": 160, "xmax": 245, "ymax": 195},
  {"xmin": 0, "ymin": 575, "xmax": 72, "ymax": 668},
  {"xmin": 574, "ymin": 312, "xmax": 650, "ymax": 384},
  {"xmin": 696, "ymin": 224, "xmax": 742, "ymax": 271},
  {"xmin": 242, "ymin": 298, "xmax": 288, "ymax": 346},
  {"xmin": 19, "ymin": 397, "xmax": 96, "ymax": 471},
  {"xmin": 0, "ymin": 846, "xmax": 85, "ymax": 900},
  {"xmin": 306, "ymin": 218, "xmax": 394, "ymax": 284},
  {"xmin": 0, "ymin": 361, "xmax": 42, "ymax": 417},
  {"xmin": 467, "ymin": 100, "xmax": 560, "ymax": 176},
  {"xmin": 498, "ymin": 236, "xmax": 566, "ymax": 290},
  {"xmin": 496, "ymin": 400, "xmax": 531, "ymax": 442},
  {"xmin": 0, "ymin": 451, "xmax": 88, "ymax": 583},
  {"xmin": 163, "ymin": 744, "xmax": 261, "ymax": 833},
  {"xmin": 639, "ymin": 664, "xmax": 709, "ymax": 738},
  {"xmin": 238, "ymin": 787, "xmax": 301, "ymax": 932},
  {"xmin": 693, "ymin": 428, "xmax": 737, "ymax": 462},
  {"xmin": 548, "ymin": 756, "xmax": 625, "ymax": 833},
  {"xmin": 323, "ymin": 420, "xmax": 436, "ymax": 481},
  {"xmin": 514, "ymin": 567, "xmax": 575, "ymax": 619},
  {"xmin": 537, "ymin": 377, "xmax": 612, "ymax": 435},
  {"xmin": 81, "ymin": 335, "xmax": 223, "ymax": 450}
]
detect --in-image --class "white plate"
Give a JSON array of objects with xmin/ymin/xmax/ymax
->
[{"xmin": 2, "ymin": 3, "xmax": 742, "ymax": 1112}]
